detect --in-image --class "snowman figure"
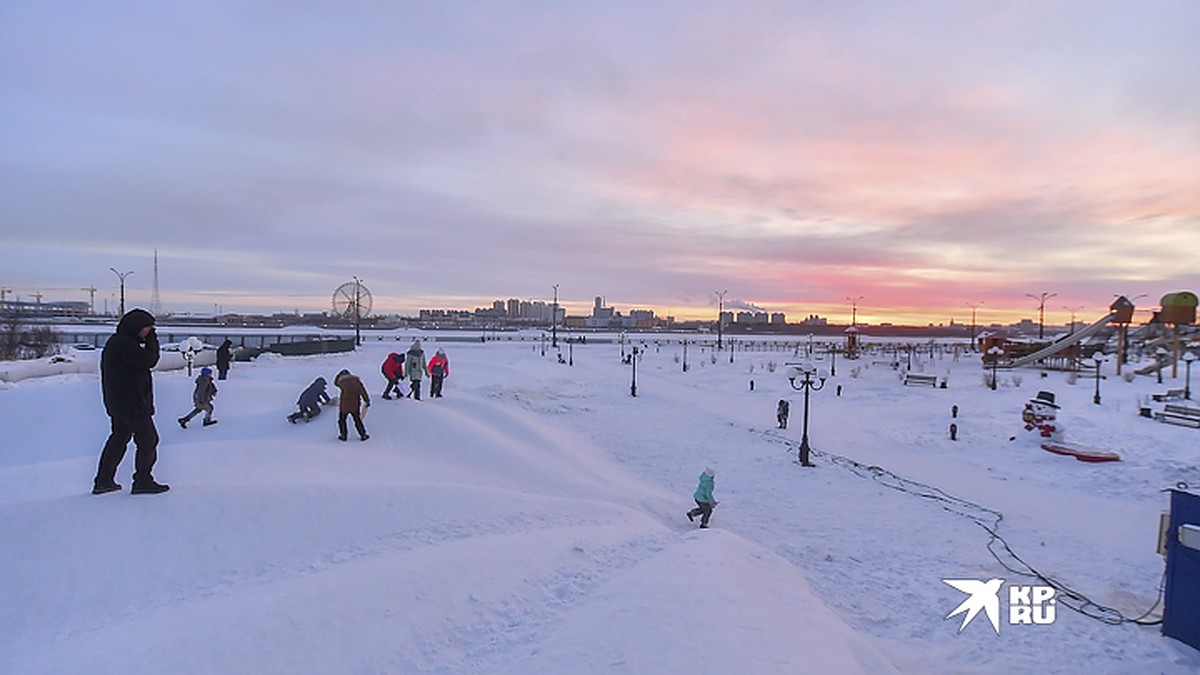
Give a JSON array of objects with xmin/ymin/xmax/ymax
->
[{"xmin": 1021, "ymin": 390, "xmax": 1064, "ymax": 442}]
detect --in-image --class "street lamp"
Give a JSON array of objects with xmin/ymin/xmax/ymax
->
[
  {"xmin": 1091, "ymin": 351, "xmax": 1106, "ymax": 405},
  {"xmin": 787, "ymin": 362, "xmax": 826, "ymax": 467},
  {"xmin": 1156, "ymin": 347, "xmax": 1168, "ymax": 385},
  {"xmin": 847, "ymin": 296, "xmax": 863, "ymax": 327},
  {"xmin": 716, "ymin": 290, "xmax": 727, "ymax": 351},
  {"xmin": 682, "ymin": 340, "xmax": 689, "ymax": 372},
  {"xmin": 1026, "ymin": 292, "xmax": 1058, "ymax": 340},
  {"xmin": 987, "ymin": 346, "xmax": 1003, "ymax": 390},
  {"xmin": 966, "ymin": 301, "xmax": 984, "ymax": 350},
  {"xmin": 109, "ymin": 268, "xmax": 133, "ymax": 317},
  {"xmin": 551, "ymin": 284, "xmax": 559, "ymax": 348},
  {"xmin": 630, "ymin": 345, "xmax": 639, "ymax": 396},
  {"xmin": 1183, "ymin": 351, "xmax": 1196, "ymax": 400},
  {"xmin": 829, "ymin": 343, "xmax": 838, "ymax": 377}
]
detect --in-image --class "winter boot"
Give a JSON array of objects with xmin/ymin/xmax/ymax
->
[
  {"xmin": 131, "ymin": 480, "xmax": 170, "ymax": 495},
  {"xmin": 203, "ymin": 419, "xmax": 218, "ymax": 426},
  {"xmin": 178, "ymin": 417, "xmax": 188, "ymax": 429},
  {"xmin": 92, "ymin": 480, "xmax": 122, "ymax": 495}
]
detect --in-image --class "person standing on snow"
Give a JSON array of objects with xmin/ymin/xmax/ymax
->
[
  {"xmin": 686, "ymin": 467, "xmax": 718, "ymax": 528},
  {"xmin": 334, "ymin": 369, "xmax": 370, "ymax": 441},
  {"xmin": 776, "ymin": 399, "xmax": 790, "ymax": 429},
  {"xmin": 93, "ymin": 308, "xmax": 170, "ymax": 495},
  {"xmin": 178, "ymin": 366, "xmax": 218, "ymax": 428},
  {"xmin": 289, "ymin": 377, "xmax": 330, "ymax": 423},
  {"xmin": 380, "ymin": 352, "xmax": 405, "ymax": 400},
  {"xmin": 215, "ymin": 339, "xmax": 233, "ymax": 380},
  {"xmin": 404, "ymin": 340, "xmax": 429, "ymax": 400},
  {"xmin": 428, "ymin": 348, "xmax": 449, "ymax": 398}
]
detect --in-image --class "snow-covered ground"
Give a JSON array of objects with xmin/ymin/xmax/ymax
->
[{"xmin": 3, "ymin": 334, "xmax": 1199, "ymax": 674}]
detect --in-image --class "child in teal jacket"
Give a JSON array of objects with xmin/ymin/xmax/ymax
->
[{"xmin": 686, "ymin": 467, "xmax": 717, "ymax": 528}]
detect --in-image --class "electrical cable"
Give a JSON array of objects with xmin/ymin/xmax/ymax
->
[{"xmin": 764, "ymin": 429, "xmax": 1166, "ymax": 626}]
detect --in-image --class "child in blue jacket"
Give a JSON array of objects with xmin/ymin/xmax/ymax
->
[{"xmin": 686, "ymin": 467, "xmax": 718, "ymax": 528}]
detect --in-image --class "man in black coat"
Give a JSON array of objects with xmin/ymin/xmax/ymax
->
[
  {"xmin": 215, "ymin": 339, "xmax": 233, "ymax": 380},
  {"xmin": 93, "ymin": 308, "xmax": 170, "ymax": 495}
]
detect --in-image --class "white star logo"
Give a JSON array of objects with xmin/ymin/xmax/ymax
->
[{"xmin": 943, "ymin": 578, "xmax": 1003, "ymax": 634}]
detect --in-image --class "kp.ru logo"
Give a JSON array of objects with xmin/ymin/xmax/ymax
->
[{"xmin": 942, "ymin": 578, "xmax": 1057, "ymax": 634}]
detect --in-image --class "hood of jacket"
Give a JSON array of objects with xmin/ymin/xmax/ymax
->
[{"xmin": 115, "ymin": 308, "xmax": 155, "ymax": 338}]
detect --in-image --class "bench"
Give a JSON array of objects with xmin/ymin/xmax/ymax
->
[
  {"xmin": 1151, "ymin": 389, "xmax": 1186, "ymax": 402},
  {"xmin": 1155, "ymin": 404, "xmax": 1200, "ymax": 428},
  {"xmin": 903, "ymin": 373, "xmax": 939, "ymax": 387}
]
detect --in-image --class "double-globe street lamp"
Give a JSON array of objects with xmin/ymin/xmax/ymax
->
[
  {"xmin": 1091, "ymin": 351, "xmax": 1107, "ymax": 405},
  {"xmin": 109, "ymin": 268, "xmax": 133, "ymax": 317},
  {"xmin": 786, "ymin": 362, "xmax": 827, "ymax": 467},
  {"xmin": 987, "ymin": 346, "xmax": 1004, "ymax": 390}
]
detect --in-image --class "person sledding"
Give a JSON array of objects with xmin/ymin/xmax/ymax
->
[
  {"xmin": 686, "ymin": 467, "xmax": 718, "ymax": 529},
  {"xmin": 288, "ymin": 377, "xmax": 331, "ymax": 423},
  {"xmin": 178, "ymin": 367, "xmax": 218, "ymax": 428}
]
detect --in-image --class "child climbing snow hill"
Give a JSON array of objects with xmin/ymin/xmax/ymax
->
[{"xmin": 686, "ymin": 467, "xmax": 718, "ymax": 529}]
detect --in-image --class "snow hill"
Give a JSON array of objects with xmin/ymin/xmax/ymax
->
[{"xmin": 2, "ymin": 335, "xmax": 1199, "ymax": 674}]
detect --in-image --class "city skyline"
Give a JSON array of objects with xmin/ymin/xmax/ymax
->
[{"xmin": 3, "ymin": 3, "xmax": 1198, "ymax": 327}]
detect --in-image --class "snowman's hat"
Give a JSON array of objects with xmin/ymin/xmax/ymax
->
[{"xmin": 1029, "ymin": 390, "xmax": 1059, "ymax": 409}]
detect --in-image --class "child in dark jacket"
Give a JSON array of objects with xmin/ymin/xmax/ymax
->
[
  {"xmin": 289, "ymin": 377, "xmax": 330, "ymax": 423},
  {"xmin": 178, "ymin": 367, "xmax": 218, "ymax": 428}
]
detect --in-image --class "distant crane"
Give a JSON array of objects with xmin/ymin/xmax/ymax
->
[{"xmin": 82, "ymin": 286, "xmax": 98, "ymax": 314}]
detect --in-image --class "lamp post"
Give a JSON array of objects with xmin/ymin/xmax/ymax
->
[
  {"xmin": 787, "ymin": 362, "xmax": 826, "ymax": 467},
  {"xmin": 1091, "ymin": 351, "xmax": 1106, "ymax": 405},
  {"xmin": 352, "ymin": 275, "xmax": 363, "ymax": 346},
  {"xmin": 630, "ymin": 345, "xmax": 639, "ymax": 396},
  {"xmin": 1156, "ymin": 347, "xmax": 1168, "ymax": 385},
  {"xmin": 1064, "ymin": 305, "xmax": 1084, "ymax": 335},
  {"xmin": 109, "ymin": 268, "xmax": 133, "ymax": 317},
  {"xmin": 716, "ymin": 290, "xmax": 727, "ymax": 351},
  {"xmin": 829, "ymin": 343, "xmax": 837, "ymax": 377},
  {"xmin": 966, "ymin": 301, "xmax": 983, "ymax": 350},
  {"xmin": 1025, "ymin": 291, "xmax": 1058, "ymax": 340},
  {"xmin": 1183, "ymin": 351, "xmax": 1196, "ymax": 400},
  {"xmin": 682, "ymin": 340, "xmax": 689, "ymax": 372},
  {"xmin": 987, "ymin": 345, "xmax": 1003, "ymax": 390},
  {"xmin": 847, "ymin": 296, "xmax": 863, "ymax": 327},
  {"xmin": 551, "ymin": 284, "xmax": 559, "ymax": 348},
  {"xmin": 568, "ymin": 335, "xmax": 574, "ymax": 366}
]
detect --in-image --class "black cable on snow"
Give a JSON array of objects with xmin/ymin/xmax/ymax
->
[{"xmin": 761, "ymin": 429, "xmax": 1165, "ymax": 627}]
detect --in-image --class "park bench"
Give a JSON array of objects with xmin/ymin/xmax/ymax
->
[
  {"xmin": 1151, "ymin": 389, "xmax": 1186, "ymax": 402},
  {"xmin": 903, "ymin": 373, "xmax": 939, "ymax": 387},
  {"xmin": 1155, "ymin": 404, "xmax": 1200, "ymax": 429}
]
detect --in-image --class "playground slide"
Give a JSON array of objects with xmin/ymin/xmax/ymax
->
[{"xmin": 1004, "ymin": 312, "xmax": 1116, "ymax": 368}]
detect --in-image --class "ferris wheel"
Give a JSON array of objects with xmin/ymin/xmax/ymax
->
[{"xmin": 331, "ymin": 279, "xmax": 372, "ymax": 319}]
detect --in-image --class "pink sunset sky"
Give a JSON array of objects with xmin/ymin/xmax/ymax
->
[{"xmin": 2, "ymin": 2, "xmax": 1197, "ymax": 326}]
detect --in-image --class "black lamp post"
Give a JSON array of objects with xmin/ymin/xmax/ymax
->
[
  {"xmin": 829, "ymin": 344, "xmax": 837, "ymax": 377},
  {"xmin": 568, "ymin": 336, "xmax": 574, "ymax": 366},
  {"xmin": 630, "ymin": 345, "xmax": 639, "ymax": 396},
  {"xmin": 1026, "ymin": 291, "xmax": 1058, "ymax": 340},
  {"xmin": 716, "ymin": 290, "xmax": 727, "ymax": 351},
  {"xmin": 551, "ymin": 284, "xmax": 559, "ymax": 348},
  {"xmin": 109, "ymin": 268, "xmax": 133, "ymax": 317},
  {"xmin": 1091, "ymin": 351, "xmax": 1105, "ymax": 405},
  {"xmin": 987, "ymin": 346, "xmax": 1003, "ymax": 390},
  {"xmin": 787, "ymin": 362, "xmax": 827, "ymax": 467},
  {"xmin": 1156, "ymin": 347, "xmax": 1168, "ymax": 385},
  {"xmin": 682, "ymin": 340, "xmax": 689, "ymax": 372},
  {"xmin": 1183, "ymin": 351, "xmax": 1196, "ymax": 400}
]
